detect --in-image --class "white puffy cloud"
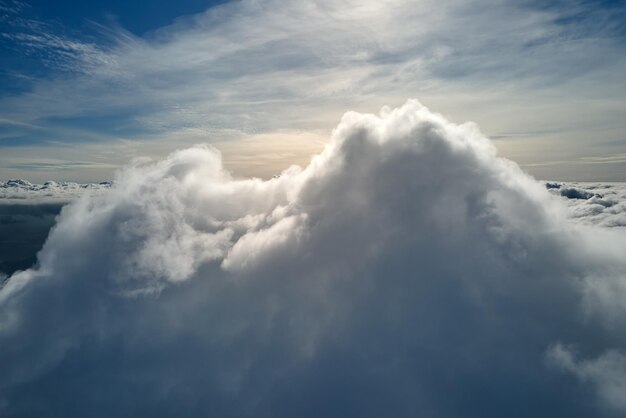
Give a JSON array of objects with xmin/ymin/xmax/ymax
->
[
  {"xmin": 1, "ymin": 100, "xmax": 626, "ymax": 417},
  {"xmin": 547, "ymin": 182, "xmax": 626, "ymax": 228},
  {"xmin": 0, "ymin": 179, "xmax": 111, "ymax": 203}
]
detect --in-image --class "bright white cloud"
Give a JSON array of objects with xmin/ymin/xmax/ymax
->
[{"xmin": 2, "ymin": 101, "xmax": 626, "ymax": 416}]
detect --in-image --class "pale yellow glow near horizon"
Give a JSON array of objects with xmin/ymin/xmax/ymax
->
[{"xmin": 199, "ymin": 132, "xmax": 329, "ymax": 179}]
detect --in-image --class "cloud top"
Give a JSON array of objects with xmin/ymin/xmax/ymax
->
[
  {"xmin": 1, "ymin": 100, "xmax": 626, "ymax": 417},
  {"xmin": 546, "ymin": 181, "xmax": 626, "ymax": 228}
]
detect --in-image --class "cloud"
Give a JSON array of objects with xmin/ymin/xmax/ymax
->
[
  {"xmin": 2, "ymin": 101, "xmax": 626, "ymax": 416},
  {"xmin": 549, "ymin": 345, "xmax": 626, "ymax": 413},
  {"xmin": 0, "ymin": 180, "xmax": 111, "ymax": 277},
  {"xmin": 0, "ymin": 179, "xmax": 112, "ymax": 203},
  {"xmin": 547, "ymin": 182, "xmax": 626, "ymax": 227},
  {"xmin": 0, "ymin": 0, "xmax": 110, "ymax": 74}
]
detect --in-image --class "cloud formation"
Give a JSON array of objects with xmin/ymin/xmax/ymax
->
[
  {"xmin": 1, "ymin": 101, "xmax": 626, "ymax": 417},
  {"xmin": 0, "ymin": 179, "xmax": 111, "ymax": 203},
  {"xmin": 548, "ymin": 181, "xmax": 626, "ymax": 228},
  {"xmin": 549, "ymin": 345, "xmax": 626, "ymax": 413}
]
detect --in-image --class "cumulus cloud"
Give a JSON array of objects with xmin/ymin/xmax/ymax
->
[
  {"xmin": 0, "ymin": 179, "xmax": 112, "ymax": 203},
  {"xmin": 2, "ymin": 101, "xmax": 626, "ymax": 417},
  {"xmin": 547, "ymin": 181, "xmax": 626, "ymax": 227}
]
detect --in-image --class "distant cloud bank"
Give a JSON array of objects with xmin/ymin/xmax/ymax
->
[
  {"xmin": 1, "ymin": 101, "xmax": 626, "ymax": 417},
  {"xmin": 0, "ymin": 179, "xmax": 112, "ymax": 203},
  {"xmin": 546, "ymin": 181, "xmax": 626, "ymax": 228}
]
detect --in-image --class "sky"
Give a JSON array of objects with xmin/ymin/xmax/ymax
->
[{"xmin": 0, "ymin": 0, "xmax": 625, "ymax": 182}]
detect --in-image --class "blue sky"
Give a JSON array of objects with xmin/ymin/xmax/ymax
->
[
  {"xmin": 0, "ymin": 0, "xmax": 625, "ymax": 181},
  {"xmin": 16, "ymin": 0, "xmax": 227, "ymax": 34}
]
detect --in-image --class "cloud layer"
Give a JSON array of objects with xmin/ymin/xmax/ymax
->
[
  {"xmin": 1, "ymin": 101, "xmax": 626, "ymax": 417},
  {"xmin": 0, "ymin": 179, "xmax": 111, "ymax": 203},
  {"xmin": 546, "ymin": 181, "xmax": 626, "ymax": 228}
]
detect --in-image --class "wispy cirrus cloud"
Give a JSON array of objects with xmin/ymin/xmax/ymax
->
[
  {"xmin": 1, "ymin": 0, "xmax": 626, "ymax": 181},
  {"xmin": 0, "ymin": 0, "xmax": 111, "ymax": 75}
]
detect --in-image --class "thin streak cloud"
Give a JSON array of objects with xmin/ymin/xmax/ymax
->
[{"xmin": 0, "ymin": 0, "xmax": 625, "ymax": 181}]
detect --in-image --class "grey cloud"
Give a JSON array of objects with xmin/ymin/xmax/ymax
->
[
  {"xmin": 1, "ymin": 101, "xmax": 626, "ymax": 417},
  {"xmin": 549, "ymin": 345, "xmax": 626, "ymax": 413},
  {"xmin": 0, "ymin": 178, "xmax": 110, "ymax": 276},
  {"xmin": 548, "ymin": 182, "xmax": 626, "ymax": 227},
  {"xmin": 559, "ymin": 187, "xmax": 596, "ymax": 200},
  {"xmin": 0, "ymin": 203, "xmax": 62, "ymax": 276}
]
